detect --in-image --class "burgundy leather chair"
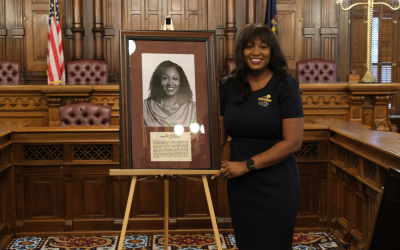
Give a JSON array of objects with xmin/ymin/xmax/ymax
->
[
  {"xmin": 0, "ymin": 59, "xmax": 21, "ymax": 85},
  {"xmin": 296, "ymin": 58, "xmax": 336, "ymax": 83},
  {"xmin": 67, "ymin": 59, "xmax": 108, "ymax": 85},
  {"xmin": 59, "ymin": 102, "xmax": 112, "ymax": 126},
  {"xmin": 225, "ymin": 60, "xmax": 236, "ymax": 76}
]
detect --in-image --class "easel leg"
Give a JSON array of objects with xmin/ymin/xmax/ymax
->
[
  {"xmin": 202, "ymin": 175, "xmax": 222, "ymax": 250},
  {"xmin": 117, "ymin": 176, "xmax": 137, "ymax": 250},
  {"xmin": 164, "ymin": 179, "xmax": 169, "ymax": 250}
]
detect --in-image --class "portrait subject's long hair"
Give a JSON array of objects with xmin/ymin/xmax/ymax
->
[
  {"xmin": 148, "ymin": 60, "xmax": 193, "ymax": 105},
  {"xmin": 234, "ymin": 23, "xmax": 288, "ymax": 104}
]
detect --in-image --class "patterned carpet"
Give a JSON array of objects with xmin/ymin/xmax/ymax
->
[{"xmin": 5, "ymin": 233, "xmax": 347, "ymax": 250}]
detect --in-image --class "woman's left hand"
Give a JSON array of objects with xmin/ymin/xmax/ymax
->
[{"xmin": 212, "ymin": 161, "xmax": 249, "ymax": 180}]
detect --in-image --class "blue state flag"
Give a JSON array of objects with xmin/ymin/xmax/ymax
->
[{"xmin": 264, "ymin": 0, "xmax": 278, "ymax": 38}]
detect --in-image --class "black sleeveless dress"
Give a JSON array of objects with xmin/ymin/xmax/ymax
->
[{"xmin": 219, "ymin": 74, "xmax": 303, "ymax": 250}]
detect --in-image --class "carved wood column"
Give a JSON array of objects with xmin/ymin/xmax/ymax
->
[
  {"xmin": 246, "ymin": 0, "xmax": 256, "ymax": 24},
  {"xmin": 93, "ymin": 0, "xmax": 105, "ymax": 61},
  {"xmin": 225, "ymin": 0, "xmax": 236, "ymax": 75},
  {"xmin": 47, "ymin": 97, "xmax": 63, "ymax": 126},
  {"xmin": 373, "ymin": 95, "xmax": 397, "ymax": 132},
  {"xmin": 72, "ymin": 0, "xmax": 84, "ymax": 61},
  {"xmin": 350, "ymin": 95, "xmax": 364, "ymax": 124}
]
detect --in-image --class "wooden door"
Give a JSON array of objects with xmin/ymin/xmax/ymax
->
[
  {"xmin": 185, "ymin": 0, "xmax": 205, "ymax": 30},
  {"xmin": 276, "ymin": 0, "xmax": 303, "ymax": 73},
  {"xmin": 126, "ymin": 0, "xmax": 146, "ymax": 30},
  {"xmin": 146, "ymin": 0, "xmax": 163, "ymax": 30},
  {"xmin": 169, "ymin": 0, "xmax": 185, "ymax": 30},
  {"xmin": 25, "ymin": 0, "xmax": 49, "ymax": 73}
]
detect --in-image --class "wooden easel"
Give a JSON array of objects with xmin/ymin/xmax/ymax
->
[{"xmin": 110, "ymin": 169, "xmax": 222, "ymax": 250}]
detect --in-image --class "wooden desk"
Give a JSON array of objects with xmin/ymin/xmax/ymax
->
[
  {"xmin": 300, "ymin": 83, "xmax": 400, "ymax": 131},
  {"xmin": 11, "ymin": 126, "xmax": 120, "ymax": 234},
  {"xmin": 310, "ymin": 118, "xmax": 400, "ymax": 249},
  {"xmin": 0, "ymin": 83, "xmax": 399, "ymax": 129},
  {"xmin": 0, "ymin": 121, "xmax": 31, "ymax": 248}
]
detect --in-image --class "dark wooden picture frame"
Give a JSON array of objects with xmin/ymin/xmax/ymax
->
[{"xmin": 119, "ymin": 30, "xmax": 220, "ymax": 170}]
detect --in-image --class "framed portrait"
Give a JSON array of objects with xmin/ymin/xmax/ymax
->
[{"xmin": 119, "ymin": 30, "xmax": 221, "ymax": 170}]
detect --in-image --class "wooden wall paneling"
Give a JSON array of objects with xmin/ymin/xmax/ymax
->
[
  {"xmin": 321, "ymin": 33, "xmax": 338, "ymax": 63},
  {"xmin": 277, "ymin": 0, "xmax": 302, "ymax": 75},
  {"xmin": 296, "ymin": 163, "xmax": 321, "ymax": 228},
  {"xmin": 23, "ymin": 174, "xmax": 65, "ymax": 220},
  {"xmin": 303, "ymin": 32, "xmax": 314, "ymax": 60},
  {"xmin": 321, "ymin": 0, "xmax": 338, "ymax": 28},
  {"xmin": 169, "ymin": 0, "xmax": 184, "ymax": 30},
  {"xmin": 0, "ymin": 142, "xmax": 14, "ymax": 247},
  {"xmin": 302, "ymin": 0, "xmax": 320, "ymax": 60},
  {"xmin": 213, "ymin": 0, "xmax": 225, "ymax": 77},
  {"xmin": 12, "ymin": 0, "xmax": 25, "ymax": 82},
  {"xmin": 128, "ymin": 178, "xmax": 164, "ymax": 230},
  {"xmin": 350, "ymin": 7, "xmax": 367, "ymax": 80},
  {"xmin": 185, "ymin": 0, "xmax": 206, "ymax": 30},
  {"xmin": 83, "ymin": 0, "xmax": 94, "ymax": 60},
  {"xmin": 112, "ymin": 175, "xmax": 122, "ymax": 230},
  {"xmin": 0, "ymin": 0, "xmax": 5, "ymax": 59},
  {"xmin": 146, "ymin": 0, "xmax": 163, "ymax": 30},
  {"xmin": 125, "ymin": 0, "xmax": 145, "ymax": 30},
  {"xmin": 102, "ymin": 0, "xmax": 120, "ymax": 83},
  {"xmin": 338, "ymin": 0, "xmax": 350, "ymax": 84},
  {"xmin": 72, "ymin": 171, "xmax": 114, "ymax": 231},
  {"xmin": 64, "ymin": 165, "xmax": 73, "ymax": 231},
  {"xmin": 14, "ymin": 165, "xmax": 24, "ymax": 233},
  {"xmin": 176, "ymin": 176, "xmax": 211, "ymax": 229},
  {"xmin": 169, "ymin": 175, "xmax": 177, "ymax": 230},
  {"xmin": 25, "ymin": 0, "xmax": 50, "ymax": 80}
]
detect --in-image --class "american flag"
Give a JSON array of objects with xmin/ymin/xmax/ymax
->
[{"xmin": 47, "ymin": 0, "xmax": 65, "ymax": 85}]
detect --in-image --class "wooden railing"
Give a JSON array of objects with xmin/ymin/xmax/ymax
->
[
  {"xmin": 0, "ymin": 83, "xmax": 399, "ymax": 250},
  {"xmin": 0, "ymin": 83, "xmax": 399, "ymax": 129}
]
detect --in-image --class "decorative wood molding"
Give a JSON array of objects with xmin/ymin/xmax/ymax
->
[
  {"xmin": 246, "ymin": 0, "xmax": 256, "ymax": 24},
  {"xmin": 225, "ymin": 0, "xmax": 236, "ymax": 60},
  {"xmin": 0, "ymin": 0, "xmax": 5, "ymax": 29},
  {"xmin": 72, "ymin": 0, "xmax": 84, "ymax": 61},
  {"xmin": 93, "ymin": 0, "xmax": 105, "ymax": 61},
  {"xmin": 13, "ymin": 0, "xmax": 23, "ymax": 28}
]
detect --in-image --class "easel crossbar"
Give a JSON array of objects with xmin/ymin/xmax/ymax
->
[{"xmin": 110, "ymin": 169, "xmax": 220, "ymax": 176}]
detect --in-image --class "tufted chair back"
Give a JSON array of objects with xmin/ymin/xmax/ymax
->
[
  {"xmin": 59, "ymin": 102, "xmax": 112, "ymax": 126},
  {"xmin": 0, "ymin": 59, "xmax": 21, "ymax": 85},
  {"xmin": 225, "ymin": 60, "xmax": 236, "ymax": 76},
  {"xmin": 67, "ymin": 59, "xmax": 108, "ymax": 85},
  {"xmin": 296, "ymin": 58, "xmax": 336, "ymax": 83}
]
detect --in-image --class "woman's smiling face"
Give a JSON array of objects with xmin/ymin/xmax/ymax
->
[{"xmin": 161, "ymin": 67, "xmax": 180, "ymax": 97}]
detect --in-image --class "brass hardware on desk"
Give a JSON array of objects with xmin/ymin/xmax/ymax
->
[{"xmin": 24, "ymin": 17, "xmax": 28, "ymax": 21}]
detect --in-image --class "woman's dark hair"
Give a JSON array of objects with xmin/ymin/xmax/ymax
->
[
  {"xmin": 148, "ymin": 60, "xmax": 193, "ymax": 105},
  {"xmin": 233, "ymin": 23, "xmax": 288, "ymax": 104}
]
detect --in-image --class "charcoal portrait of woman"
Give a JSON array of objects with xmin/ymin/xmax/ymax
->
[{"xmin": 143, "ymin": 60, "xmax": 197, "ymax": 127}]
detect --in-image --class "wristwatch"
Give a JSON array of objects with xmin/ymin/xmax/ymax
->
[{"xmin": 245, "ymin": 158, "xmax": 256, "ymax": 172}]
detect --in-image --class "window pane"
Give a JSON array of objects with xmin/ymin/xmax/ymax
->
[{"xmin": 371, "ymin": 17, "xmax": 379, "ymax": 64}]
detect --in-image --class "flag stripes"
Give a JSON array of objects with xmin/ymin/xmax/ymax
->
[{"xmin": 47, "ymin": 0, "xmax": 65, "ymax": 85}]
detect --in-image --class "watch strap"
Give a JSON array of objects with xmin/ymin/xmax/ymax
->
[{"xmin": 246, "ymin": 158, "xmax": 255, "ymax": 171}]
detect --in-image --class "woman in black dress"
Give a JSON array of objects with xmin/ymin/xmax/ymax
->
[{"xmin": 213, "ymin": 23, "xmax": 304, "ymax": 250}]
